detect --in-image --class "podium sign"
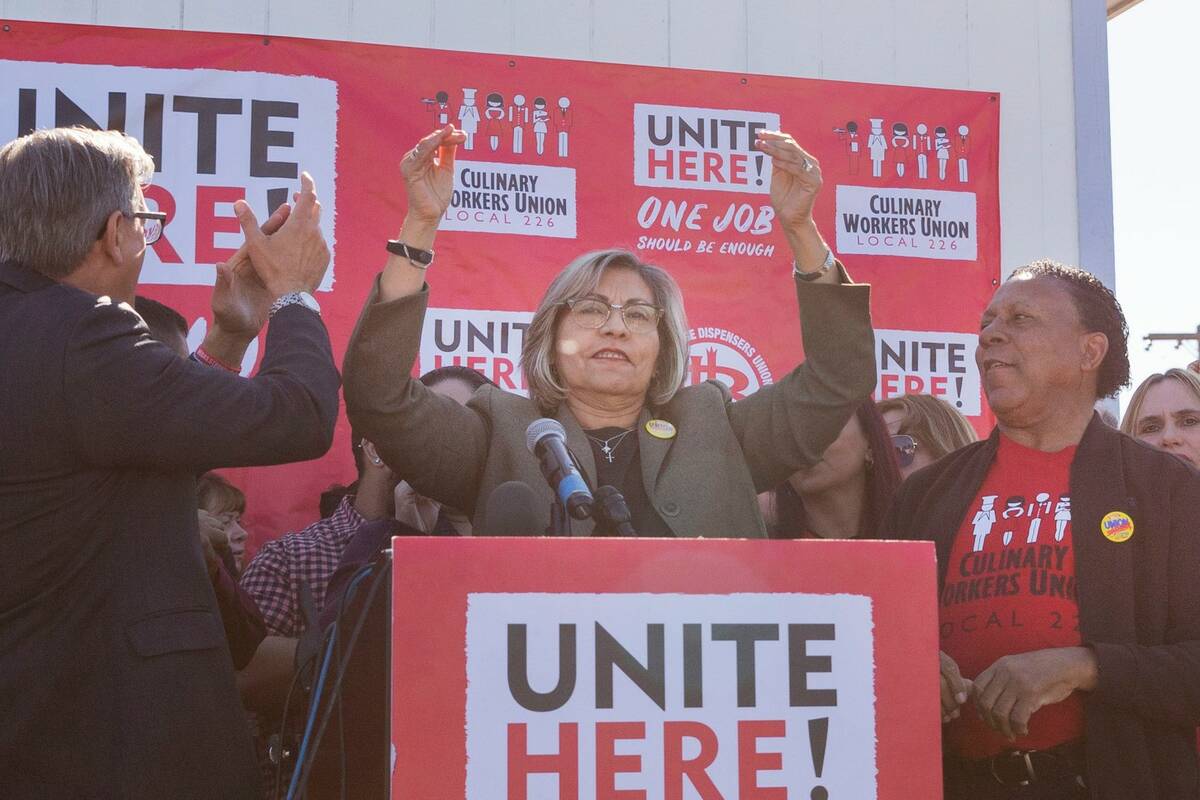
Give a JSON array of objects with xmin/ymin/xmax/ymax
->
[{"xmin": 390, "ymin": 537, "xmax": 940, "ymax": 799}]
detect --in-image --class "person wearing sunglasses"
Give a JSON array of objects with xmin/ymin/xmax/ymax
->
[
  {"xmin": 877, "ymin": 393, "xmax": 979, "ymax": 479},
  {"xmin": 343, "ymin": 125, "xmax": 876, "ymax": 538},
  {"xmin": 760, "ymin": 400, "xmax": 902, "ymax": 540}
]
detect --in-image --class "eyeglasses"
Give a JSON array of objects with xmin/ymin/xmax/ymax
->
[
  {"xmin": 891, "ymin": 434, "xmax": 918, "ymax": 468},
  {"xmin": 133, "ymin": 211, "xmax": 167, "ymax": 246},
  {"xmin": 97, "ymin": 210, "xmax": 168, "ymax": 246},
  {"xmin": 562, "ymin": 297, "xmax": 664, "ymax": 334}
]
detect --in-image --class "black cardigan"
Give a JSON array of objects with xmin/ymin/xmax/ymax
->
[{"xmin": 883, "ymin": 414, "xmax": 1200, "ymax": 799}]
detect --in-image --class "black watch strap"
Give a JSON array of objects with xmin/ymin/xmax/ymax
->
[{"xmin": 386, "ymin": 239, "xmax": 434, "ymax": 267}]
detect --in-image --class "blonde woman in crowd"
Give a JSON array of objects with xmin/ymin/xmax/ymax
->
[{"xmin": 1120, "ymin": 367, "xmax": 1200, "ymax": 469}]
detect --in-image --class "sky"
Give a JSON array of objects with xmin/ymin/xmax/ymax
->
[{"xmin": 1108, "ymin": 0, "xmax": 1200, "ymax": 408}]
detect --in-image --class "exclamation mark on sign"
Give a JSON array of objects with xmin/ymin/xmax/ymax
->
[
  {"xmin": 754, "ymin": 154, "xmax": 765, "ymax": 186},
  {"xmin": 809, "ymin": 717, "xmax": 829, "ymax": 800},
  {"xmin": 954, "ymin": 376, "xmax": 965, "ymax": 408}
]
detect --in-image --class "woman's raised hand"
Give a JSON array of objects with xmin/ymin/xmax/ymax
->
[
  {"xmin": 402, "ymin": 125, "xmax": 468, "ymax": 227},
  {"xmin": 755, "ymin": 130, "xmax": 823, "ymax": 229},
  {"xmin": 754, "ymin": 130, "xmax": 835, "ymax": 277},
  {"xmin": 382, "ymin": 127, "xmax": 468, "ymax": 301}
]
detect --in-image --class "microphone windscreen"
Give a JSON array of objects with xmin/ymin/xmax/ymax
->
[
  {"xmin": 525, "ymin": 417, "xmax": 566, "ymax": 454},
  {"xmin": 481, "ymin": 481, "xmax": 542, "ymax": 537}
]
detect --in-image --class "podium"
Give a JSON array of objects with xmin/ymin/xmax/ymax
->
[{"xmin": 389, "ymin": 537, "xmax": 941, "ymax": 799}]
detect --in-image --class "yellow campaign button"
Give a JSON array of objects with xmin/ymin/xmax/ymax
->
[
  {"xmin": 1101, "ymin": 511, "xmax": 1134, "ymax": 543},
  {"xmin": 645, "ymin": 419, "xmax": 677, "ymax": 440}
]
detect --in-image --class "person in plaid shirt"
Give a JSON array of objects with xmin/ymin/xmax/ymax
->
[{"xmin": 240, "ymin": 485, "xmax": 376, "ymax": 639}]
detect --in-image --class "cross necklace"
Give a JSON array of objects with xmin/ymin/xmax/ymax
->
[{"xmin": 587, "ymin": 428, "xmax": 635, "ymax": 463}]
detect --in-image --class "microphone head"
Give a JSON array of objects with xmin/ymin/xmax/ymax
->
[
  {"xmin": 593, "ymin": 485, "xmax": 632, "ymax": 525},
  {"xmin": 525, "ymin": 417, "xmax": 567, "ymax": 454},
  {"xmin": 481, "ymin": 481, "xmax": 542, "ymax": 537}
]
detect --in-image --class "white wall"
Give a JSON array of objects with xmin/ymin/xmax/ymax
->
[{"xmin": 2, "ymin": 0, "xmax": 1100, "ymax": 277}]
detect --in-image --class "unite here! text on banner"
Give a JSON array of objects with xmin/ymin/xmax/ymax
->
[{"xmin": 466, "ymin": 592, "xmax": 876, "ymax": 799}]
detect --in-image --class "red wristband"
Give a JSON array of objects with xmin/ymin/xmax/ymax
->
[{"xmin": 194, "ymin": 345, "xmax": 240, "ymax": 373}]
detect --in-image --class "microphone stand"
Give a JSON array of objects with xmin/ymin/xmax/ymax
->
[{"xmin": 546, "ymin": 496, "xmax": 569, "ymax": 537}]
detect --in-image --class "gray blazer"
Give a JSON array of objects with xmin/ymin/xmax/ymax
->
[{"xmin": 344, "ymin": 269, "xmax": 875, "ymax": 537}]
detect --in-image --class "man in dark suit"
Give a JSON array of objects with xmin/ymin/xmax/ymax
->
[{"xmin": 0, "ymin": 127, "xmax": 340, "ymax": 798}]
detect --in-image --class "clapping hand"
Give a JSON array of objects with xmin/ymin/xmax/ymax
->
[
  {"xmin": 210, "ymin": 203, "xmax": 291, "ymax": 342},
  {"xmin": 232, "ymin": 171, "xmax": 330, "ymax": 300}
]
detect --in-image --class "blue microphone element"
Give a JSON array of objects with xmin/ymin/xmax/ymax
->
[{"xmin": 525, "ymin": 418, "xmax": 594, "ymax": 520}]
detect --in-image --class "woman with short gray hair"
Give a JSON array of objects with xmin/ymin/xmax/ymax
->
[
  {"xmin": 344, "ymin": 126, "xmax": 877, "ymax": 537},
  {"xmin": 521, "ymin": 248, "xmax": 689, "ymax": 413}
]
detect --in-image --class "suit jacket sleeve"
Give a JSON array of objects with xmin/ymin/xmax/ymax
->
[
  {"xmin": 1088, "ymin": 467, "xmax": 1200, "ymax": 728},
  {"xmin": 342, "ymin": 278, "xmax": 490, "ymax": 514},
  {"xmin": 726, "ymin": 268, "xmax": 876, "ymax": 492},
  {"xmin": 63, "ymin": 298, "xmax": 339, "ymax": 471}
]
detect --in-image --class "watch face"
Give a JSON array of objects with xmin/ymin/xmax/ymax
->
[{"xmin": 298, "ymin": 292, "xmax": 321, "ymax": 313}]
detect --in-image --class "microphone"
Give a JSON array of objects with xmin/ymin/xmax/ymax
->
[
  {"xmin": 481, "ymin": 481, "xmax": 543, "ymax": 536},
  {"xmin": 593, "ymin": 485, "xmax": 637, "ymax": 537},
  {"xmin": 525, "ymin": 418, "xmax": 593, "ymax": 520}
]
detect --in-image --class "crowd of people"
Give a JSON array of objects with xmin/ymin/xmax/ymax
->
[{"xmin": 1, "ymin": 122, "xmax": 1198, "ymax": 799}]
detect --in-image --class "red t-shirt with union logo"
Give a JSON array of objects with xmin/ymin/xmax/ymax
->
[{"xmin": 939, "ymin": 435, "xmax": 1084, "ymax": 759}]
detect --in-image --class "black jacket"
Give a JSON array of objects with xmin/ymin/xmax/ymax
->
[
  {"xmin": 0, "ymin": 261, "xmax": 340, "ymax": 799},
  {"xmin": 884, "ymin": 415, "xmax": 1200, "ymax": 799}
]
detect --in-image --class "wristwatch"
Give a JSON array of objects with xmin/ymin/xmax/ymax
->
[
  {"xmin": 794, "ymin": 248, "xmax": 836, "ymax": 281},
  {"xmin": 386, "ymin": 240, "xmax": 434, "ymax": 269},
  {"xmin": 269, "ymin": 291, "xmax": 321, "ymax": 317}
]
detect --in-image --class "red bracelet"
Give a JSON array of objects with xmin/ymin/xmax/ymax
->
[{"xmin": 194, "ymin": 345, "xmax": 240, "ymax": 373}]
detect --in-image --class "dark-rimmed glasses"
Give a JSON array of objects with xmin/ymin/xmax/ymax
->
[
  {"xmin": 562, "ymin": 297, "xmax": 664, "ymax": 334},
  {"xmin": 891, "ymin": 434, "xmax": 918, "ymax": 468},
  {"xmin": 97, "ymin": 210, "xmax": 168, "ymax": 246},
  {"xmin": 133, "ymin": 211, "xmax": 167, "ymax": 245}
]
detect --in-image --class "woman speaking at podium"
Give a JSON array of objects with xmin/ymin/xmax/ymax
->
[{"xmin": 343, "ymin": 126, "xmax": 876, "ymax": 537}]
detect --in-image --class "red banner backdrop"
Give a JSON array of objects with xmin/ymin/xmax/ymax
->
[
  {"xmin": 0, "ymin": 22, "xmax": 1000, "ymax": 553},
  {"xmin": 391, "ymin": 537, "xmax": 942, "ymax": 799}
]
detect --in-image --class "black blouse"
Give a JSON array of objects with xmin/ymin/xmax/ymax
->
[{"xmin": 584, "ymin": 426, "xmax": 673, "ymax": 537}]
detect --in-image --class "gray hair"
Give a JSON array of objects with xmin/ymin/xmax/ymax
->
[
  {"xmin": 521, "ymin": 249, "xmax": 689, "ymax": 414},
  {"xmin": 0, "ymin": 127, "xmax": 155, "ymax": 278}
]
